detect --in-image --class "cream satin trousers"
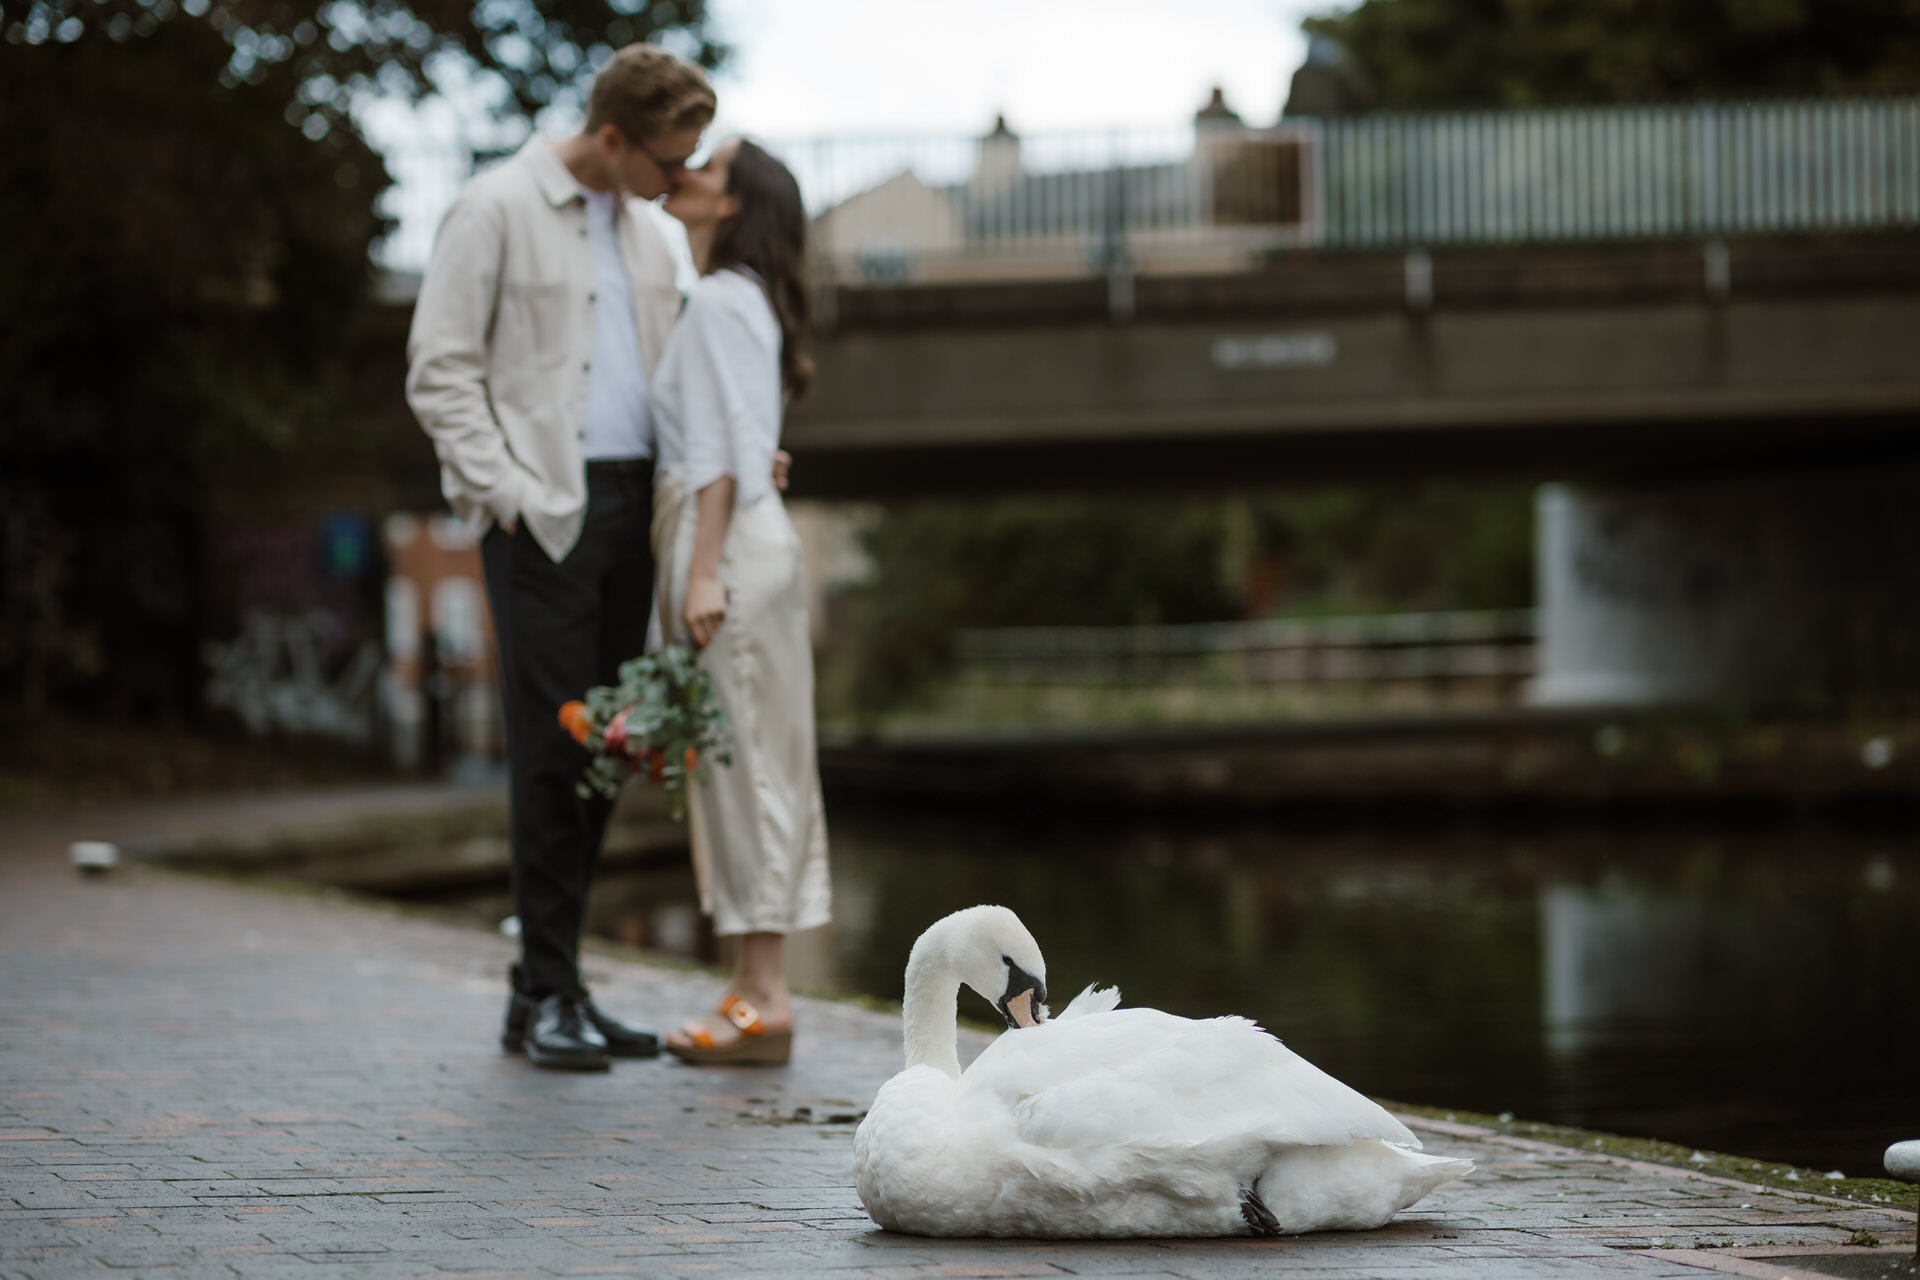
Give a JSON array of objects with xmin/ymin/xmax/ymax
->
[{"xmin": 652, "ymin": 473, "xmax": 831, "ymax": 937}]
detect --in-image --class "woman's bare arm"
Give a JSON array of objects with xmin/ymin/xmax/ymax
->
[{"xmin": 682, "ymin": 475, "xmax": 738, "ymax": 649}]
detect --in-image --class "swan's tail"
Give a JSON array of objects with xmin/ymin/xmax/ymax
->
[{"xmin": 1255, "ymin": 1140, "xmax": 1473, "ymax": 1234}]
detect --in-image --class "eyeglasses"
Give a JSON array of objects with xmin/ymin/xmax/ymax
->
[{"xmin": 634, "ymin": 139, "xmax": 693, "ymax": 178}]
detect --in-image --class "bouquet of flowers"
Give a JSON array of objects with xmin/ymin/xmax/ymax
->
[{"xmin": 558, "ymin": 644, "xmax": 734, "ymax": 818}]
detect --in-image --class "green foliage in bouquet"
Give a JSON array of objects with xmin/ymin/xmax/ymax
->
[{"xmin": 567, "ymin": 645, "xmax": 734, "ymax": 818}]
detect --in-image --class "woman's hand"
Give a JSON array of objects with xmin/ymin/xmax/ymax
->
[
  {"xmin": 685, "ymin": 475, "xmax": 737, "ymax": 648},
  {"xmin": 772, "ymin": 450, "xmax": 792, "ymax": 493},
  {"xmin": 683, "ymin": 573, "xmax": 727, "ymax": 649}
]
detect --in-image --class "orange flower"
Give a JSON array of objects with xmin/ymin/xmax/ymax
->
[
  {"xmin": 684, "ymin": 747, "xmax": 698, "ymax": 773},
  {"xmin": 649, "ymin": 751, "xmax": 667, "ymax": 785},
  {"xmin": 557, "ymin": 701, "xmax": 592, "ymax": 745}
]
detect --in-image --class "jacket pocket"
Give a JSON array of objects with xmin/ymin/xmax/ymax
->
[{"xmin": 495, "ymin": 280, "xmax": 571, "ymax": 371}]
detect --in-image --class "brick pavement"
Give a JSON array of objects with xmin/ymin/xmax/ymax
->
[{"xmin": 2, "ymin": 789, "xmax": 1915, "ymax": 1280}]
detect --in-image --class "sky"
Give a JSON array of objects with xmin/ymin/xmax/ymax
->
[{"xmin": 702, "ymin": 0, "xmax": 1327, "ymax": 139}]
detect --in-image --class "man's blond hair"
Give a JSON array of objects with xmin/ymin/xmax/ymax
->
[{"xmin": 585, "ymin": 43, "xmax": 716, "ymax": 144}]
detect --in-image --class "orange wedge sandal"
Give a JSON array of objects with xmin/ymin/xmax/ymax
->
[{"xmin": 665, "ymin": 993, "xmax": 793, "ymax": 1065}]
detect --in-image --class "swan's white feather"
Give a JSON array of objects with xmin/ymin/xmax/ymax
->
[
  {"xmin": 1055, "ymin": 983, "xmax": 1121, "ymax": 1020},
  {"xmin": 967, "ymin": 1003, "xmax": 1418, "ymax": 1156},
  {"xmin": 854, "ymin": 911, "xmax": 1472, "ymax": 1239}
]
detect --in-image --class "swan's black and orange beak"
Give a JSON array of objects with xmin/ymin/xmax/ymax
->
[{"xmin": 996, "ymin": 959, "xmax": 1047, "ymax": 1029}]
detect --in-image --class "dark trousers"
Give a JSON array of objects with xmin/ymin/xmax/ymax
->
[{"xmin": 481, "ymin": 460, "xmax": 654, "ymax": 1000}]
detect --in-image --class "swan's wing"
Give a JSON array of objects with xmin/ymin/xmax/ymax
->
[
  {"xmin": 967, "ymin": 1008, "xmax": 1417, "ymax": 1157},
  {"xmin": 1055, "ymin": 984, "xmax": 1122, "ymax": 1021}
]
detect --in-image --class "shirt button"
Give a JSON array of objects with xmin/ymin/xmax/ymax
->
[
  {"xmin": 588, "ymin": 292, "xmax": 597, "ymax": 303},
  {"xmin": 582, "ymin": 361, "xmax": 591, "ymax": 372},
  {"xmin": 579, "ymin": 229, "xmax": 587, "ymax": 239}
]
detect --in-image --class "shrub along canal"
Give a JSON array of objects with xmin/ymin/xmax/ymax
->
[{"xmin": 367, "ymin": 798, "xmax": 1916, "ymax": 1180}]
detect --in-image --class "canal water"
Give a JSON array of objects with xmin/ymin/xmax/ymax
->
[{"xmin": 422, "ymin": 804, "xmax": 1918, "ymax": 1178}]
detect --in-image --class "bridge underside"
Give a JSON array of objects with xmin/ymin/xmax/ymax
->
[{"xmin": 783, "ymin": 239, "xmax": 1920, "ymax": 498}]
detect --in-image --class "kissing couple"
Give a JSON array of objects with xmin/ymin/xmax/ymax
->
[{"xmin": 406, "ymin": 43, "xmax": 831, "ymax": 1073}]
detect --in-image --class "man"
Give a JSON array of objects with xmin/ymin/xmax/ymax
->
[{"xmin": 405, "ymin": 44, "xmax": 712, "ymax": 1070}]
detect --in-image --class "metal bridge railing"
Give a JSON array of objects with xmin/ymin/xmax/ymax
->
[
  {"xmin": 374, "ymin": 97, "xmax": 1920, "ymax": 280},
  {"xmin": 1319, "ymin": 99, "xmax": 1920, "ymax": 248},
  {"xmin": 953, "ymin": 609, "xmax": 1540, "ymax": 690}
]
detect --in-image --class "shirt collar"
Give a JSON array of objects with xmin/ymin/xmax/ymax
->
[{"xmin": 524, "ymin": 137, "xmax": 589, "ymax": 209}]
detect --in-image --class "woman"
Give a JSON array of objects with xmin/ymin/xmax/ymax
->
[{"xmin": 650, "ymin": 138, "xmax": 829, "ymax": 1065}]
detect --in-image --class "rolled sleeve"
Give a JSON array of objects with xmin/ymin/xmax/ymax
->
[{"xmin": 674, "ymin": 288, "xmax": 774, "ymax": 507}]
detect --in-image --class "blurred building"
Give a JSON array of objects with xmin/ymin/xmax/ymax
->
[
  {"xmin": 809, "ymin": 91, "xmax": 1317, "ymax": 285},
  {"xmin": 812, "ymin": 169, "xmax": 965, "ymax": 284},
  {"xmin": 381, "ymin": 514, "xmax": 502, "ymax": 773}
]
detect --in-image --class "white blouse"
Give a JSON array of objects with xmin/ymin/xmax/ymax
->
[{"xmin": 650, "ymin": 268, "xmax": 784, "ymax": 509}]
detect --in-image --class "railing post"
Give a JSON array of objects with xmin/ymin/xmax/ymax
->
[
  {"xmin": 1103, "ymin": 129, "xmax": 1134, "ymax": 322},
  {"xmin": 1307, "ymin": 117, "xmax": 1328, "ymax": 249},
  {"xmin": 1404, "ymin": 249, "xmax": 1433, "ymax": 312},
  {"xmin": 1704, "ymin": 239, "xmax": 1730, "ymax": 304}
]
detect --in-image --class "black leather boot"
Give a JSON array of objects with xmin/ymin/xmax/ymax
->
[
  {"xmin": 501, "ymin": 964, "xmax": 537, "ymax": 1053},
  {"xmin": 524, "ymin": 994, "xmax": 611, "ymax": 1071},
  {"xmin": 583, "ymin": 996, "xmax": 661, "ymax": 1058}
]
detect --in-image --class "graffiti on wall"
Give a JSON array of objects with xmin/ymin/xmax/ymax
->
[{"xmin": 203, "ymin": 610, "xmax": 382, "ymax": 744}]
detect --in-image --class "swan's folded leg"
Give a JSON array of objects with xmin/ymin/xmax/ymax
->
[
  {"xmin": 1239, "ymin": 1187, "xmax": 1283, "ymax": 1237},
  {"xmin": 1256, "ymin": 1140, "xmax": 1475, "ymax": 1234}
]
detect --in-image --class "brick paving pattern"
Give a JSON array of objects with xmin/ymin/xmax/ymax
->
[{"xmin": 2, "ymin": 790, "xmax": 1914, "ymax": 1279}]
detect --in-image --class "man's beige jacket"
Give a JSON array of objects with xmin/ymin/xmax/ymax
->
[{"xmin": 405, "ymin": 137, "xmax": 682, "ymax": 562}]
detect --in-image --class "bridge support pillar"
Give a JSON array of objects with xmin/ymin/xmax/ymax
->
[{"xmin": 1529, "ymin": 472, "xmax": 1919, "ymax": 710}]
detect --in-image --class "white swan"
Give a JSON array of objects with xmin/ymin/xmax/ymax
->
[{"xmin": 853, "ymin": 904, "xmax": 1472, "ymax": 1238}]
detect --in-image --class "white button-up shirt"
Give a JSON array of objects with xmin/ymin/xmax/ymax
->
[
  {"xmin": 405, "ymin": 138, "xmax": 682, "ymax": 561},
  {"xmin": 651, "ymin": 268, "xmax": 785, "ymax": 511},
  {"xmin": 579, "ymin": 186, "xmax": 654, "ymax": 461}
]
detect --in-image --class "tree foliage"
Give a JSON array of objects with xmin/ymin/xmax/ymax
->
[
  {"xmin": 831, "ymin": 487, "xmax": 1535, "ymax": 715},
  {"xmin": 835, "ymin": 497, "xmax": 1245, "ymax": 714},
  {"xmin": 3, "ymin": 0, "xmax": 721, "ymax": 128},
  {"xmin": 1, "ymin": 17, "xmax": 387, "ymax": 472},
  {"xmin": 1303, "ymin": 0, "xmax": 1920, "ymax": 107},
  {"xmin": 1247, "ymin": 485, "xmax": 1534, "ymax": 617}
]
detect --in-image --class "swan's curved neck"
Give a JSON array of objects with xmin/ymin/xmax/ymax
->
[{"xmin": 901, "ymin": 927, "xmax": 963, "ymax": 1078}]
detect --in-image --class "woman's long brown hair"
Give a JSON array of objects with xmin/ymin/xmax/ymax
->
[{"xmin": 707, "ymin": 140, "xmax": 813, "ymax": 402}]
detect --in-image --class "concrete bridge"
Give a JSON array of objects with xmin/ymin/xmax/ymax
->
[{"xmin": 785, "ymin": 237, "xmax": 1920, "ymax": 498}]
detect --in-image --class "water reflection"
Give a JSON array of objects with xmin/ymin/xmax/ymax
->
[{"xmin": 430, "ymin": 807, "xmax": 1917, "ymax": 1175}]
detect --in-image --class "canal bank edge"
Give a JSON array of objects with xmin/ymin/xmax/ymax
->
[
  {"xmin": 119, "ymin": 781, "xmax": 686, "ymax": 895},
  {"xmin": 820, "ymin": 709, "xmax": 1920, "ymax": 814},
  {"xmin": 1388, "ymin": 1100, "xmax": 1920, "ymax": 1215}
]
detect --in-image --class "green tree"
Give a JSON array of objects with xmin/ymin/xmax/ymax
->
[
  {"xmin": 1303, "ymin": 0, "xmax": 1920, "ymax": 107},
  {"xmin": 4, "ymin": 0, "xmax": 721, "ymax": 128},
  {"xmin": 0, "ymin": 16, "xmax": 397, "ymax": 713},
  {"xmin": 837, "ymin": 497, "xmax": 1245, "ymax": 713},
  {"xmin": 1, "ymin": 20, "xmax": 388, "ymax": 472},
  {"xmin": 1249, "ymin": 486, "xmax": 1534, "ymax": 617},
  {"xmin": 832, "ymin": 486, "xmax": 1535, "ymax": 716}
]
